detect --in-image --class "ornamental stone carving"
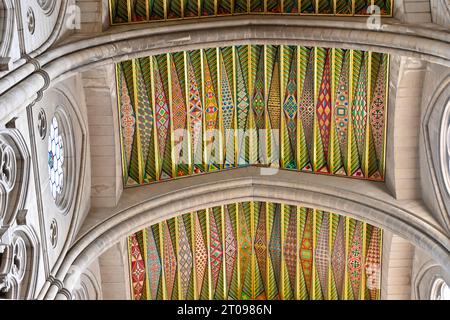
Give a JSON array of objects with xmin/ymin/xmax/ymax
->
[
  {"xmin": 26, "ymin": 7, "xmax": 35, "ymax": 35},
  {"xmin": 37, "ymin": 109, "xmax": 47, "ymax": 139},
  {"xmin": 0, "ymin": 227, "xmax": 39, "ymax": 299},
  {"xmin": 0, "ymin": 130, "xmax": 30, "ymax": 230},
  {"xmin": 36, "ymin": 0, "xmax": 57, "ymax": 16},
  {"xmin": 0, "ymin": 130, "xmax": 35, "ymax": 300},
  {"xmin": 0, "ymin": 138, "xmax": 16, "ymax": 194},
  {"xmin": 49, "ymin": 219, "xmax": 58, "ymax": 248}
]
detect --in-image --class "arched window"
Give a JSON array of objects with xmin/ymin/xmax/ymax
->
[
  {"xmin": 48, "ymin": 116, "xmax": 64, "ymax": 200},
  {"xmin": 45, "ymin": 104, "xmax": 75, "ymax": 214}
]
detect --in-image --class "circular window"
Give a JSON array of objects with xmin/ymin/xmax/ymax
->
[
  {"xmin": 431, "ymin": 278, "xmax": 450, "ymax": 300},
  {"xmin": 48, "ymin": 116, "xmax": 64, "ymax": 200}
]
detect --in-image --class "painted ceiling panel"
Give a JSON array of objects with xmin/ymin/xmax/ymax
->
[
  {"xmin": 109, "ymin": 0, "xmax": 393, "ymax": 24},
  {"xmin": 128, "ymin": 201, "xmax": 383, "ymax": 300},
  {"xmin": 117, "ymin": 45, "xmax": 389, "ymax": 187}
]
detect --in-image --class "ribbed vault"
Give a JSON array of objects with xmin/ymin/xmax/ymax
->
[
  {"xmin": 118, "ymin": 45, "xmax": 388, "ymax": 186},
  {"xmin": 128, "ymin": 201, "xmax": 383, "ymax": 300},
  {"xmin": 109, "ymin": 0, "xmax": 393, "ymax": 24},
  {"xmin": 42, "ymin": 167, "xmax": 450, "ymax": 300},
  {"xmin": 7, "ymin": 7, "xmax": 445, "ymax": 300},
  {"xmin": 1, "ymin": 16, "xmax": 449, "ymax": 125}
]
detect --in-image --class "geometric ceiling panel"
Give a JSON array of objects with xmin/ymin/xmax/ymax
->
[
  {"xmin": 117, "ymin": 45, "xmax": 389, "ymax": 187},
  {"xmin": 128, "ymin": 201, "xmax": 383, "ymax": 300},
  {"xmin": 109, "ymin": 0, "xmax": 393, "ymax": 24}
]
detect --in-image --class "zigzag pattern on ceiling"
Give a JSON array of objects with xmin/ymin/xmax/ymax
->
[
  {"xmin": 117, "ymin": 45, "xmax": 389, "ymax": 186},
  {"xmin": 109, "ymin": 0, "xmax": 393, "ymax": 24},
  {"xmin": 128, "ymin": 201, "xmax": 383, "ymax": 300}
]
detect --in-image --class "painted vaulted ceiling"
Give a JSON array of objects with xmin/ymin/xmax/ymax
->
[
  {"xmin": 109, "ymin": 0, "xmax": 393, "ymax": 24},
  {"xmin": 117, "ymin": 45, "xmax": 389, "ymax": 186},
  {"xmin": 128, "ymin": 201, "xmax": 383, "ymax": 300}
]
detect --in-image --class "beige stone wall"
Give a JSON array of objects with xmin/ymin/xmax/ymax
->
[
  {"xmin": 386, "ymin": 56, "xmax": 426, "ymax": 200},
  {"xmin": 385, "ymin": 234, "xmax": 415, "ymax": 299},
  {"xmin": 98, "ymin": 239, "xmax": 130, "ymax": 300},
  {"xmin": 395, "ymin": 0, "xmax": 432, "ymax": 24},
  {"xmin": 82, "ymin": 65, "xmax": 123, "ymax": 209},
  {"xmin": 76, "ymin": 0, "xmax": 109, "ymax": 33}
]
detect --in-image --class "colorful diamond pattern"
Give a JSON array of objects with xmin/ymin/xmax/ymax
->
[
  {"xmin": 178, "ymin": 219, "xmax": 192, "ymax": 299},
  {"xmin": 130, "ymin": 234, "xmax": 145, "ymax": 300},
  {"xmin": 119, "ymin": 46, "xmax": 387, "ymax": 185},
  {"xmin": 316, "ymin": 51, "xmax": 332, "ymax": 162},
  {"xmin": 348, "ymin": 221, "xmax": 363, "ymax": 299},
  {"xmin": 129, "ymin": 202, "xmax": 383, "ymax": 301},
  {"xmin": 209, "ymin": 211, "xmax": 223, "ymax": 292}
]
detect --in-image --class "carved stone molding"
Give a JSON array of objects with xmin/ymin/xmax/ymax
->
[
  {"xmin": 0, "ymin": 129, "xmax": 39, "ymax": 300},
  {"xmin": 26, "ymin": 7, "xmax": 36, "ymax": 35},
  {"xmin": 413, "ymin": 260, "xmax": 447, "ymax": 300},
  {"xmin": 0, "ymin": 226, "xmax": 39, "ymax": 299},
  {"xmin": 71, "ymin": 268, "xmax": 102, "ymax": 300},
  {"xmin": 0, "ymin": 129, "xmax": 30, "ymax": 231},
  {"xmin": 36, "ymin": 0, "xmax": 57, "ymax": 16},
  {"xmin": 430, "ymin": 278, "xmax": 450, "ymax": 300},
  {"xmin": 0, "ymin": 0, "xmax": 18, "ymax": 71}
]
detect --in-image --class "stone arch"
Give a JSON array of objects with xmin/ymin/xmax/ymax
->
[
  {"xmin": 40, "ymin": 167, "xmax": 450, "ymax": 299},
  {"xmin": 422, "ymin": 76, "xmax": 450, "ymax": 232},
  {"xmin": 0, "ymin": 0, "xmax": 18, "ymax": 70},
  {"xmin": 72, "ymin": 267, "xmax": 103, "ymax": 300},
  {"xmin": 412, "ymin": 257, "xmax": 448, "ymax": 300},
  {"xmin": 0, "ymin": 17, "xmax": 448, "ymax": 126},
  {"xmin": 430, "ymin": 278, "xmax": 450, "ymax": 300}
]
